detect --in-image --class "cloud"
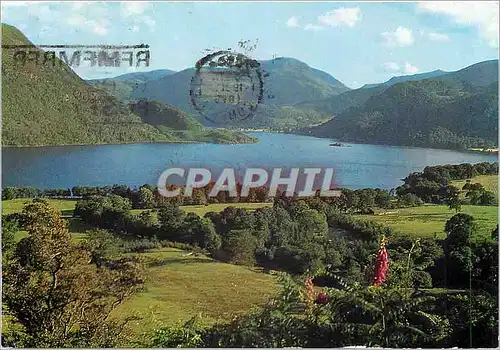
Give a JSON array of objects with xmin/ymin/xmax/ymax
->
[
  {"xmin": 303, "ymin": 7, "xmax": 361, "ymax": 31},
  {"xmin": 382, "ymin": 27, "xmax": 415, "ymax": 46},
  {"xmin": 286, "ymin": 16, "xmax": 299, "ymax": 28},
  {"xmin": 120, "ymin": 2, "xmax": 149, "ymax": 18},
  {"xmin": 120, "ymin": 2, "xmax": 155, "ymax": 31},
  {"xmin": 381, "ymin": 61, "xmax": 419, "ymax": 75},
  {"xmin": 427, "ymin": 32, "xmax": 450, "ymax": 42},
  {"xmin": 67, "ymin": 13, "xmax": 110, "ymax": 36},
  {"xmin": 317, "ymin": 7, "xmax": 362, "ymax": 27},
  {"xmin": 304, "ymin": 23, "xmax": 325, "ymax": 31},
  {"xmin": 404, "ymin": 62, "xmax": 419, "ymax": 74},
  {"xmin": 417, "ymin": 1, "xmax": 499, "ymax": 48},
  {"xmin": 382, "ymin": 62, "xmax": 400, "ymax": 71}
]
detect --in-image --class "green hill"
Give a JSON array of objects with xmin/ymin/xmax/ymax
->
[
  {"xmin": 90, "ymin": 57, "xmax": 347, "ymax": 130},
  {"xmin": 360, "ymin": 69, "xmax": 448, "ymax": 89},
  {"xmin": 297, "ymin": 60, "xmax": 498, "ymax": 119},
  {"xmin": 305, "ymin": 60, "xmax": 499, "ymax": 150},
  {"xmin": 1, "ymin": 23, "xmax": 171, "ymax": 147},
  {"xmin": 129, "ymin": 99, "xmax": 203, "ymax": 131},
  {"xmin": 2, "ymin": 24, "xmax": 256, "ymax": 146},
  {"xmin": 88, "ymin": 69, "xmax": 176, "ymax": 102}
]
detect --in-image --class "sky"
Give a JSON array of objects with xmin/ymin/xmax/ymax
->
[{"xmin": 1, "ymin": 1, "xmax": 499, "ymax": 88}]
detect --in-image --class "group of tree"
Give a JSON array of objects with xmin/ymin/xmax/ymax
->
[
  {"xmin": 396, "ymin": 162, "xmax": 497, "ymax": 205},
  {"xmin": 3, "ymin": 191, "xmax": 498, "ymax": 347},
  {"xmin": 146, "ymin": 213, "xmax": 498, "ymax": 348},
  {"xmin": 1, "ymin": 200, "xmax": 145, "ymax": 347}
]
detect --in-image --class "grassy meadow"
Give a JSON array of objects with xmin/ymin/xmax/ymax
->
[
  {"xmin": 450, "ymin": 174, "xmax": 498, "ymax": 195},
  {"xmin": 3, "ymin": 195, "xmax": 497, "ymax": 340},
  {"xmin": 354, "ymin": 204, "xmax": 498, "ymax": 241},
  {"xmin": 112, "ymin": 248, "xmax": 278, "ymax": 338},
  {"xmin": 2, "ymin": 198, "xmax": 279, "ymax": 339}
]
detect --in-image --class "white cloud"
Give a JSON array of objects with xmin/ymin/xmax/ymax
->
[
  {"xmin": 120, "ymin": 2, "xmax": 149, "ymax": 18},
  {"xmin": 382, "ymin": 62, "xmax": 400, "ymax": 71},
  {"xmin": 286, "ymin": 16, "xmax": 299, "ymax": 28},
  {"xmin": 382, "ymin": 27, "xmax": 415, "ymax": 47},
  {"xmin": 303, "ymin": 7, "xmax": 361, "ymax": 31},
  {"xmin": 417, "ymin": 1, "xmax": 499, "ymax": 48},
  {"xmin": 317, "ymin": 7, "xmax": 362, "ymax": 27},
  {"xmin": 141, "ymin": 15, "xmax": 156, "ymax": 30},
  {"xmin": 404, "ymin": 62, "xmax": 419, "ymax": 74},
  {"xmin": 119, "ymin": 2, "xmax": 155, "ymax": 31},
  {"xmin": 304, "ymin": 23, "xmax": 325, "ymax": 31},
  {"xmin": 421, "ymin": 31, "xmax": 450, "ymax": 42},
  {"xmin": 67, "ymin": 14, "xmax": 110, "ymax": 36}
]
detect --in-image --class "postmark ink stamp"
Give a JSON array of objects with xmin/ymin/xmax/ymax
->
[{"xmin": 189, "ymin": 49, "xmax": 264, "ymax": 125}]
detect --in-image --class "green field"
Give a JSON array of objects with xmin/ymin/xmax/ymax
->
[
  {"xmin": 112, "ymin": 248, "xmax": 278, "ymax": 339},
  {"xmin": 2, "ymin": 199, "xmax": 279, "ymax": 339},
  {"xmin": 354, "ymin": 204, "xmax": 498, "ymax": 241},
  {"xmin": 450, "ymin": 174, "xmax": 498, "ymax": 195},
  {"xmin": 2, "ymin": 198, "xmax": 78, "ymax": 216}
]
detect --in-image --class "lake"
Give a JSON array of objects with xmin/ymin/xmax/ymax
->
[{"xmin": 2, "ymin": 133, "xmax": 497, "ymax": 190}]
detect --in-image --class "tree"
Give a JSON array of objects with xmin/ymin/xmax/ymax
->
[
  {"xmin": 178, "ymin": 213, "xmax": 221, "ymax": 252},
  {"xmin": 293, "ymin": 209, "xmax": 328, "ymax": 244},
  {"xmin": 444, "ymin": 186, "xmax": 462, "ymax": 212},
  {"xmin": 443, "ymin": 214, "xmax": 476, "ymax": 287},
  {"xmin": 444, "ymin": 214, "xmax": 475, "ymax": 250},
  {"xmin": 477, "ymin": 191, "xmax": 497, "ymax": 206},
  {"xmin": 2, "ymin": 200, "xmax": 144, "ymax": 347},
  {"xmin": 81, "ymin": 229, "xmax": 123, "ymax": 268},
  {"xmin": 157, "ymin": 203, "xmax": 186, "ymax": 238},
  {"xmin": 492, "ymin": 225, "xmax": 498, "ymax": 241},
  {"xmin": 137, "ymin": 186, "xmax": 155, "ymax": 209},
  {"xmin": 223, "ymin": 229, "xmax": 258, "ymax": 266}
]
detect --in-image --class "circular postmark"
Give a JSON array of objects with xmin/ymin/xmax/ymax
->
[{"xmin": 189, "ymin": 50, "xmax": 264, "ymax": 124}]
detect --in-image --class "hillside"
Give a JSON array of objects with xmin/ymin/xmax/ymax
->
[
  {"xmin": 305, "ymin": 60, "xmax": 499, "ymax": 150},
  {"xmin": 2, "ymin": 24, "xmax": 256, "ymax": 146},
  {"xmin": 90, "ymin": 57, "xmax": 347, "ymax": 130},
  {"xmin": 296, "ymin": 61, "xmax": 498, "ymax": 118},
  {"xmin": 1, "ymin": 23, "xmax": 171, "ymax": 147},
  {"xmin": 88, "ymin": 69, "xmax": 176, "ymax": 102},
  {"xmin": 360, "ymin": 69, "xmax": 448, "ymax": 89},
  {"xmin": 129, "ymin": 99, "xmax": 203, "ymax": 131}
]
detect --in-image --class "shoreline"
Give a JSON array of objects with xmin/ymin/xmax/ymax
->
[{"xmin": 1, "ymin": 136, "xmax": 260, "ymax": 149}]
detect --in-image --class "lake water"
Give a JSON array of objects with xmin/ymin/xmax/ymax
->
[{"xmin": 2, "ymin": 133, "xmax": 497, "ymax": 190}]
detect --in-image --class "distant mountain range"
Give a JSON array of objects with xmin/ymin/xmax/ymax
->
[
  {"xmin": 360, "ymin": 70, "xmax": 448, "ymax": 89},
  {"xmin": 88, "ymin": 57, "xmax": 350, "ymax": 130},
  {"xmin": 304, "ymin": 60, "xmax": 498, "ymax": 150},
  {"xmin": 2, "ymin": 24, "xmax": 256, "ymax": 146},
  {"xmin": 3, "ymin": 23, "xmax": 497, "ymax": 151}
]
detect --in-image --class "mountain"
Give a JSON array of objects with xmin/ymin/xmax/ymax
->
[
  {"xmin": 89, "ymin": 57, "xmax": 348, "ymax": 129},
  {"xmin": 305, "ymin": 60, "xmax": 499, "ymax": 150},
  {"xmin": 88, "ymin": 69, "xmax": 176, "ymax": 101},
  {"xmin": 110, "ymin": 69, "xmax": 176, "ymax": 82},
  {"xmin": 360, "ymin": 69, "xmax": 448, "ymax": 89},
  {"xmin": 1, "ymin": 24, "xmax": 170, "ymax": 147},
  {"xmin": 1, "ymin": 24, "xmax": 255, "ymax": 146},
  {"xmin": 129, "ymin": 99, "xmax": 257, "ymax": 144},
  {"xmin": 257, "ymin": 57, "xmax": 350, "ymax": 105},
  {"xmin": 297, "ymin": 60, "xmax": 498, "ymax": 119}
]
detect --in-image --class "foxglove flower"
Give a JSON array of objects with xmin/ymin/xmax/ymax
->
[{"xmin": 372, "ymin": 235, "xmax": 389, "ymax": 287}]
